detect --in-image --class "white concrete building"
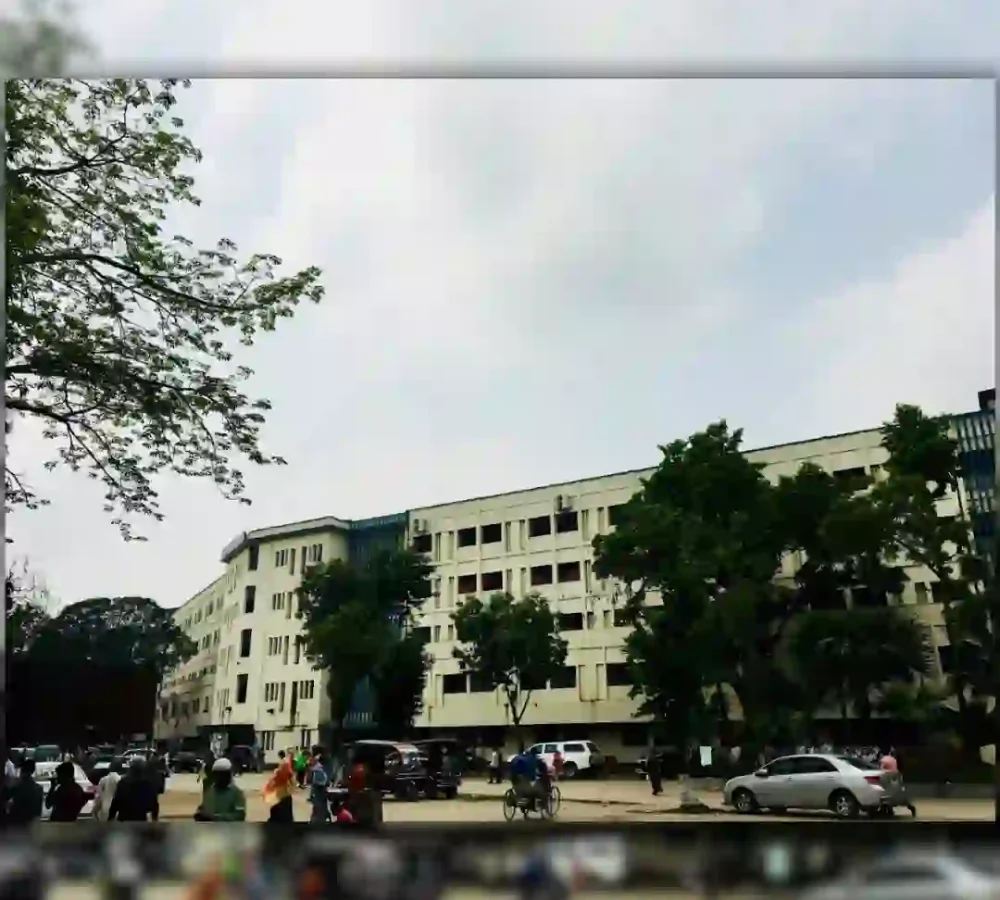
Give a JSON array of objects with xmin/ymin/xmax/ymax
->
[{"xmin": 159, "ymin": 425, "xmax": 968, "ymax": 763}]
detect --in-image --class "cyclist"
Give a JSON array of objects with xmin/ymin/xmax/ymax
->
[{"xmin": 509, "ymin": 747, "xmax": 534, "ymax": 809}]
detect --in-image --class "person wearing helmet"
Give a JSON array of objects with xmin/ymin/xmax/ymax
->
[{"xmin": 195, "ymin": 758, "xmax": 247, "ymax": 822}]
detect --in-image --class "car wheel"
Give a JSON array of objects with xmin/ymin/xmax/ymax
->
[
  {"xmin": 562, "ymin": 762, "xmax": 578, "ymax": 779},
  {"xmin": 731, "ymin": 788, "xmax": 758, "ymax": 814},
  {"xmin": 829, "ymin": 789, "xmax": 860, "ymax": 819}
]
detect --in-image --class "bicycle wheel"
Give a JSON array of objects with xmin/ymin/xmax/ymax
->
[
  {"xmin": 543, "ymin": 785, "xmax": 561, "ymax": 818},
  {"xmin": 502, "ymin": 789, "xmax": 518, "ymax": 822}
]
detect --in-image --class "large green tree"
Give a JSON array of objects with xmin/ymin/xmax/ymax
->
[
  {"xmin": 5, "ymin": 558, "xmax": 57, "ymax": 657},
  {"xmin": 451, "ymin": 591, "xmax": 568, "ymax": 739},
  {"xmin": 297, "ymin": 549, "xmax": 432, "ymax": 743},
  {"xmin": 5, "ymin": 79, "xmax": 324, "ymax": 537},
  {"xmin": 26, "ymin": 595, "xmax": 197, "ymax": 676}
]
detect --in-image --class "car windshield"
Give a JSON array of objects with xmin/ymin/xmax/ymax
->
[
  {"xmin": 837, "ymin": 755, "xmax": 878, "ymax": 771},
  {"xmin": 586, "ymin": 742, "xmax": 599, "ymax": 752}
]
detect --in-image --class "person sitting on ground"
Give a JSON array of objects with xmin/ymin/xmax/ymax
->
[
  {"xmin": 5, "ymin": 758, "xmax": 44, "ymax": 825},
  {"xmin": 195, "ymin": 758, "xmax": 247, "ymax": 822},
  {"xmin": 46, "ymin": 761, "xmax": 88, "ymax": 822}
]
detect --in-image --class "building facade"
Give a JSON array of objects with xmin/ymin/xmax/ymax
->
[
  {"xmin": 158, "ymin": 411, "xmax": 989, "ymax": 763},
  {"xmin": 954, "ymin": 388, "xmax": 996, "ymax": 564}
]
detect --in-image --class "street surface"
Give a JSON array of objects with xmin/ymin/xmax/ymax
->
[{"xmin": 159, "ymin": 773, "xmax": 994, "ymax": 822}]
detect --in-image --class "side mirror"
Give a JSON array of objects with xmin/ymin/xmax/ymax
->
[{"xmin": 754, "ymin": 768, "xmax": 769, "ymax": 778}]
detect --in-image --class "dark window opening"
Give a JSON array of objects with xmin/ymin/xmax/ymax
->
[
  {"xmin": 481, "ymin": 570, "xmax": 503, "ymax": 592},
  {"xmin": 549, "ymin": 666, "xmax": 577, "ymax": 689},
  {"xmin": 938, "ymin": 645, "xmax": 955, "ymax": 675},
  {"xmin": 520, "ymin": 671, "xmax": 547, "ymax": 691},
  {"xmin": 808, "ymin": 586, "xmax": 848, "ymax": 611},
  {"xmin": 457, "ymin": 527, "xmax": 477, "ymax": 548},
  {"xmin": 248, "ymin": 546, "xmax": 259, "ymax": 571},
  {"xmin": 243, "ymin": 585, "xmax": 256, "ymax": 614},
  {"xmin": 412, "ymin": 533, "xmax": 432, "ymax": 554},
  {"xmin": 556, "ymin": 561, "xmax": 581, "ymax": 582},
  {"xmin": 469, "ymin": 672, "xmax": 493, "ymax": 693},
  {"xmin": 239, "ymin": 628, "xmax": 252, "ymax": 658},
  {"xmin": 412, "ymin": 626, "xmax": 431, "ymax": 645},
  {"xmin": 443, "ymin": 673, "xmax": 468, "ymax": 694},
  {"xmin": 851, "ymin": 586, "xmax": 888, "ymax": 608},
  {"xmin": 528, "ymin": 515, "xmax": 552, "ymax": 538},
  {"xmin": 557, "ymin": 612, "xmax": 584, "ymax": 632},
  {"xmin": 530, "ymin": 565, "xmax": 553, "ymax": 586},
  {"xmin": 481, "ymin": 523, "xmax": 502, "ymax": 544},
  {"xmin": 236, "ymin": 674, "xmax": 248, "ymax": 704},
  {"xmin": 457, "ymin": 573, "xmax": 478, "ymax": 594},
  {"xmin": 607, "ymin": 504, "xmax": 625, "ymax": 527},
  {"xmin": 289, "ymin": 548, "xmax": 296, "ymax": 573},
  {"xmin": 555, "ymin": 510, "xmax": 579, "ymax": 534},
  {"xmin": 607, "ymin": 663, "xmax": 631, "ymax": 687},
  {"xmin": 833, "ymin": 467, "xmax": 867, "ymax": 487},
  {"xmin": 613, "ymin": 608, "xmax": 630, "ymax": 627}
]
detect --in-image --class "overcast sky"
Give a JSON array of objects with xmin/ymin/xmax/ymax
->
[{"xmin": 7, "ymin": 0, "xmax": 996, "ymax": 609}]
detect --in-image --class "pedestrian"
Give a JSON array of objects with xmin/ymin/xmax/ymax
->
[
  {"xmin": 646, "ymin": 741, "xmax": 663, "ymax": 797},
  {"xmin": 195, "ymin": 758, "xmax": 247, "ymax": 822},
  {"xmin": 880, "ymin": 747, "xmax": 916, "ymax": 817},
  {"xmin": 5, "ymin": 757, "xmax": 44, "ymax": 825},
  {"xmin": 147, "ymin": 753, "xmax": 168, "ymax": 822},
  {"xmin": 551, "ymin": 749, "xmax": 565, "ymax": 782},
  {"xmin": 264, "ymin": 750, "xmax": 295, "ymax": 823},
  {"xmin": 93, "ymin": 759, "xmax": 123, "ymax": 822},
  {"xmin": 46, "ymin": 761, "xmax": 88, "ymax": 822},
  {"xmin": 308, "ymin": 747, "xmax": 331, "ymax": 823},
  {"xmin": 108, "ymin": 758, "xmax": 158, "ymax": 822},
  {"xmin": 294, "ymin": 747, "xmax": 309, "ymax": 789},
  {"xmin": 488, "ymin": 747, "xmax": 502, "ymax": 785}
]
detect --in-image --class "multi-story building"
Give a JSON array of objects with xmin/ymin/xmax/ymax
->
[
  {"xmin": 161, "ymin": 410, "xmax": 988, "ymax": 764},
  {"xmin": 954, "ymin": 388, "xmax": 996, "ymax": 564}
]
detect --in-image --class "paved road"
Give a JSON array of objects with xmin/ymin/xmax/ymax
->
[{"xmin": 162, "ymin": 772, "xmax": 994, "ymax": 822}]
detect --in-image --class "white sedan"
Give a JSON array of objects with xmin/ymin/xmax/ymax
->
[{"xmin": 33, "ymin": 762, "xmax": 96, "ymax": 820}]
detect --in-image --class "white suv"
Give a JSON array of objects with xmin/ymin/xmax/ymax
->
[{"xmin": 512, "ymin": 741, "xmax": 605, "ymax": 778}]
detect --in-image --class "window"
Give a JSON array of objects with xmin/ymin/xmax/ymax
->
[
  {"xmin": 265, "ymin": 682, "xmax": 280, "ymax": 703},
  {"xmin": 530, "ymin": 564, "xmax": 553, "ymax": 586},
  {"xmin": 294, "ymin": 636, "xmax": 302, "ymax": 664},
  {"xmin": 289, "ymin": 548, "xmax": 296, "ymax": 573},
  {"xmin": 481, "ymin": 570, "xmax": 503, "ymax": 592},
  {"xmin": 443, "ymin": 673, "xmax": 467, "ymax": 694},
  {"xmin": 193, "ymin": 697, "xmax": 201, "ymax": 714},
  {"xmin": 562, "ymin": 742, "xmax": 585, "ymax": 753},
  {"xmin": 549, "ymin": 666, "xmax": 577, "ymax": 689},
  {"xmin": 204, "ymin": 696, "xmax": 211, "ymax": 714},
  {"xmin": 764, "ymin": 758, "xmax": 797, "ymax": 776},
  {"xmin": 794, "ymin": 757, "xmax": 837, "ymax": 774},
  {"xmin": 411, "ymin": 626, "xmax": 431, "ymax": 645},
  {"xmin": 244, "ymin": 586, "xmax": 256, "ymax": 614},
  {"xmin": 607, "ymin": 504, "xmax": 625, "ymax": 527},
  {"xmin": 556, "ymin": 561, "xmax": 581, "ymax": 582},
  {"xmin": 413, "ymin": 533, "xmax": 433, "ymax": 554},
  {"xmin": 469, "ymin": 672, "xmax": 493, "ymax": 693},
  {"xmin": 309, "ymin": 543, "xmax": 324, "ymax": 563},
  {"xmin": 555, "ymin": 510, "xmax": 578, "ymax": 534},
  {"xmin": 557, "ymin": 612, "xmax": 584, "ymax": 632},
  {"xmin": 236, "ymin": 674, "xmax": 248, "ymax": 704},
  {"xmin": 480, "ymin": 523, "xmax": 502, "ymax": 544},
  {"xmin": 262, "ymin": 731, "xmax": 275, "ymax": 751},
  {"xmin": 613, "ymin": 608, "xmax": 630, "ymax": 627},
  {"xmin": 607, "ymin": 663, "xmax": 631, "ymax": 687},
  {"xmin": 299, "ymin": 680, "xmax": 316, "ymax": 700},
  {"xmin": 248, "ymin": 546, "xmax": 259, "ymax": 571},
  {"xmin": 433, "ymin": 625, "xmax": 441, "ymax": 642},
  {"xmin": 267, "ymin": 636, "xmax": 279, "ymax": 656},
  {"xmin": 272, "ymin": 592, "xmax": 285, "ymax": 611},
  {"xmin": 239, "ymin": 628, "xmax": 252, "ymax": 658},
  {"xmin": 914, "ymin": 583, "xmax": 929, "ymax": 604},
  {"xmin": 833, "ymin": 466, "xmax": 867, "ymax": 486},
  {"xmin": 275, "ymin": 548, "xmax": 289, "ymax": 567},
  {"xmin": 938, "ymin": 644, "xmax": 955, "ymax": 674},
  {"xmin": 456, "ymin": 527, "xmax": 477, "ymax": 548},
  {"xmin": 457, "ymin": 573, "xmax": 477, "ymax": 594},
  {"xmin": 446, "ymin": 623, "xmax": 455, "ymax": 640},
  {"xmin": 528, "ymin": 515, "xmax": 552, "ymax": 537}
]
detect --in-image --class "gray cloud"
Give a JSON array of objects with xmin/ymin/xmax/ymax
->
[{"xmin": 9, "ymin": 0, "xmax": 997, "ymax": 609}]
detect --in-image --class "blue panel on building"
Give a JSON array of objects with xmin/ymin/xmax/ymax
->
[{"xmin": 953, "ymin": 399, "xmax": 996, "ymax": 563}]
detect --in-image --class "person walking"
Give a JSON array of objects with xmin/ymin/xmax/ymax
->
[
  {"xmin": 488, "ymin": 747, "xmax": 502, "ymax": 785},
  {"xmin": 108, "ymin": 758, "xmax": 158, "ymax": 822},
  {"xmin": 46, "ymin": 761, "xmax": 88, "ymax": 822},
  {"xmin": 308, "ymin": 748, "xmax": 331, "ymax": 823},
  {"xmin": 880, "ymin": 747, "xmax": 917, "ymax": 817},
  {"xmin": 294, "ymin": 748, "xmax": 309, "ymax": 789},
  {"xmin": 93, "ymin": 759, "xmax": 123, "ymax": 822},
  {"xmin": 195, "ymin": 758, "xmax": 247, "ymax": 822},
  {"xmin": 5, "ymin": 758, "xmax": 44, "ymax": 825},
  {"xmin": 551, "ymin": 749, "xmax": 565, "ymax": 782},
  {"xmin": 264, "ymin": 750, "xmax": 296, "ymax": 823},
  {"xmin": 646, "ymin": 741, "xmax": 663, "ymax": 797}
]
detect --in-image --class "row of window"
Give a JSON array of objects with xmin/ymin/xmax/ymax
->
[
  {"xmin": 227, "ymin": 673, "xmax": 316, "ymax": 707},
  {"xmin": 440, "ymin": 663, "xmax": 632, "ymax": 696},
  {"xmin": 161, "ymin": 694, "xmax": 212, "ymax": 720},
  {"xmin": 414, "ymin": 608, "xmax": 629, "ymax": 645},
  {"xmin": 261, "ymin": 729, "xmax": 316, "ymax": 752},
  {"xmin": 266, "ymin": 634, "xmax": 305, "ymax": 665},
  {"xmin": 274, "ymin": 543, "xmax": 324, "ymax": 573}
]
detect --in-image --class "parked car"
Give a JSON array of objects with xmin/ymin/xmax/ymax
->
[
  {"xmin": 33, "ymin": 761, "xmax": 96, "ymax": 820},
  {"xmin": 801, "ymin": 849, "xmax": 1000, "ymax": 900},
  {"xmin": 168, "ymin": 750, "xmax": 203, "ymax": 773},
  {"xmin": 412, "ymin": 739, "xmax": 463, "ymax": 799},
  {"xmin": 509, "ymin": 741, "xmax": 605, "ymax": 778},
  {"xmin": 346, "ymin": 740, "xmax": 431, "ymax": 799},
  {"xmin": 723, "ymin": 753, "xmax": 909, "ymax": 818},
  {"xmin": 85, "ymin": 751, "xmax": 121, "ymax": 784}
]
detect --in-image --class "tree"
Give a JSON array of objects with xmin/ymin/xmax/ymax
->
[
  {"xmin": 593, "ymin": 422, "xmax": 787, "ymax": 761},
  {"xmin": 27, "ymin": 595, "xmax": 197, "ymax": 676},
  {"xmin": 451, "ymin": 592, "xmax": 568, "ymax": 739},
  {"xmin": 297, "ymin": 549, "xmax": 433, "ymax": 743},
  {"xmin": 5, "ymin": 558, "xmax": 57, "ymax": 656},
  {"xmin": 6, "ymin": 79, "xmax": 324, "ymax": 537},
  {"xmin": 786, "ymin": 607, "xmax": 935, "ymax": 734},
  {"xmin": 1, "ymin": 0, "xmax": 89, "ymax": 75}
]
